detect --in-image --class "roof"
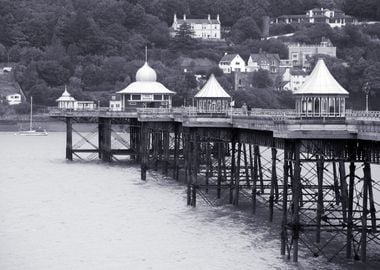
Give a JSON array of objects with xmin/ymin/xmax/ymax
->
[
  {"xmin": 56, "ymin": 87, "xmax": 76, "ymax": 102},
  {"xmin": 293, "ymin": 59, "xmax": 349, "ymax": 95},
  {"xmin": 220, "ymin": 54, "xmax": 238, "ymax": 63},
  {"xmin": 117, "ymin": 82, "xmax": 175, "ymax": 95},
  {"xmin": 290, "ymin": 69, "xmax": 307, "ymax": 76},
  {"xmin": 176, "ymin": 19, "xmax": 219, "ymax": 24},
  {"xmin": 194, "ymin": 74, "xmax": 231, "ymax": 98},
  {"xmin": 117, "ymin": 62, "xmax": 175, "ymax": 95},
  {"xmin": 249, "ymin": 53, "xmax": 280, "ymax": 64}
]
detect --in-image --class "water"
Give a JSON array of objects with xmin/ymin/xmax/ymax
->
[{"xmin": 0, "ymin": 132, "xmax": 377, "ymax": 270}]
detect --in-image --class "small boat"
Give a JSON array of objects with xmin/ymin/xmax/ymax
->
[{"xmin": 16, "ymin": 97, "xmax": 48, "ymax": 136}]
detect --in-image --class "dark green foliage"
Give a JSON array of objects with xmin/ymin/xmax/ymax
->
[
  {"xmin": 0, "ymin": 0, "xmax": 378, "ymax": 110},
  {"xmin": 251, "ymin": 70, "xmax": 273, "ymax": 88}
]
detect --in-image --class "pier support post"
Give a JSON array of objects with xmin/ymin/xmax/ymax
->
[
  {"xmin": 103, "ymin": 118, "xmax": 112, "ymax": 162},
  {"xmin": 230, "ymin": 141, "xmax": 236, "ymax": 204},
  {"xmin": 292, "ymin": 140, "xmax": 301, "ymax": 262},
  {"xmin": 66, "ymin": 117, "xmax": 73, "ymax": 161},
  {"xmin": 269, "ymin": 147, "xmax": 278, "ymax": 222},
  {"xmin": 251, "ymin": 144, "xmax": 258, "ymax": 214},
  {"xmin": 163, "ymin": 130, "xmax": 169, "ymax": 175},
  {"xmin": 281, "ymin": 141, "xmax": 290, "ymax": 255},
  {"xmin": 173, "ymin": 124, "xmax": 180, "ymax": 180},
  {"xmin": 361, "ymin": 160, "xmax": 370, "ymax": 262},
  {"xmin": 234, "ymin": 142, "xmax": 241, "ymax": 206},
  {"xmin": 347, "ymin": 160, "xmax": 355, "ymax": 258},
  {"xmin": 140, "ymin": 124, "xmax": 148, "ymax": 181},
  {"xmin": 316, "ymin": 155, "xmax": 324, "ymax": 243},
  {"xmin": 217, "ymin": 142, "xmax": 222, "ymax": 199}
]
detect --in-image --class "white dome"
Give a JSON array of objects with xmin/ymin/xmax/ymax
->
[{"xmin": 136, "ymin": 62, "xmax": 157, "ymax": 82}]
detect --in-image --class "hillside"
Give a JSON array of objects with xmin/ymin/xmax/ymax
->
[{"xmin": 0, "ymin": 0, "xmax": 379, "ymax": 110}]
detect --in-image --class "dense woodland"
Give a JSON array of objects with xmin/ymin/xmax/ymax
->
[{"xmin": 0, "ymin": 0, "xmax": 380, "ymax": 113}]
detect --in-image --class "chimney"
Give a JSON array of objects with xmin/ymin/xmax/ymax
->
[
  {"xmin": 173, "ymin": 14, "xmax": 177, "ymax": 24},
  {"xmin": 183, "ymin": 14, "xmax": 186, "ymax": 21},
  {"xmin": 217, "ymin": 14, "xmax": 220, "ymax": 23},
  {"xmin": 208, "ymin": 14, "xmax": 211, "ymax": 21},
  {"xmin": 224, "ymin": 52, "xmax": 228, "ymax": 56}
]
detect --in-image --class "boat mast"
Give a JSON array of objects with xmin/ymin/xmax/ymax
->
[{"xmin": 30, "ymin": 96, "xmax": 33, "ymax": 131}]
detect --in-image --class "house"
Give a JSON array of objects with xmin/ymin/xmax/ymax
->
[
  {"xmin": 218, "ymin": 54, "xmax": 246, "ymax": 73},
  {"xmin": 273, "ymin": 8, "xmax": 357, "ymax": 28},
  {"xmin": 288, "ymin": 37, "xmax": 336, "ymax": 69},
  {"xmin": 6, "ymin": 93, "xmax": 22, "ymax": 105},
  {"xmin": 116, "ymin": 61, "xmax": 175, "ymax": 109},
  {"xmin": 281, "ymin": 68, "xmax": 308, "ymax": 91},
  {"xmin": 247, "ymin": 51, "xmax": 281, "ymax": 73},
  {"xmin": 171, "ymin": 14, "xmax": 221, "ymax": 40}
]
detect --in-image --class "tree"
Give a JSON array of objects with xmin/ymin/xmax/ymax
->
[
  {"xmin": 230, "ymin": 16, "xmax": 261, "ymax": 43},
  {"xmin": 173, "ymin": 22, "xmax": 197, "ymax": 50},
  {"xmin": 252, "ymin": 69, "xmax": 273, "ymax": 88}
]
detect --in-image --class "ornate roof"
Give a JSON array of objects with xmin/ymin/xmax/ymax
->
[
  {"xmin": 194, "ymin": 74, "xmax": 231, "ymax": 98},
  {"xmin": 293, "ymin": 59, "xmax": 349, "ymax": 95},
  {"xmin": 117, "ymin": 62, "xmax": 175, "ymax": 95},
  {"xmin": 56, "ymin": 86, "xmax": 76, "ymax": 102}
]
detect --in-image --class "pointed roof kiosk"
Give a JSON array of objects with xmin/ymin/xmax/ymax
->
[
  {"xmin": 293, "ymin": 59, "xmax": 349, "ymax": 118},
  {"xmin": 117, "ymin": 48, "xmax": 175, "ymax": 110},
  {"xmin": 194, "ymin": 74, "xmax": 232, "ymax": 112},
  {"xmin": 56, "ymin": 86, "xmax": 76, "ymax": 109}
]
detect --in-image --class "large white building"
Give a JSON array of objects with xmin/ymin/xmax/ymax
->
[
  {"xmin": 281, "ymin": 68, "xmax": 308, "ymax": 91},
  {"xmin": 171, "ymin": 14, "xmax": 221, "ymax": 40},
  {"xmin": 273, "ymin": 8, "xmax": 357, "ymax": 28}
]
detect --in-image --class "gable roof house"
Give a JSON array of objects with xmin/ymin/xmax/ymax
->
[
  {"xmin": 247, "ymin": 51, "xmax": 281, "ymax": 73},
  {"xmin": 218, "ymin": 53, "xmax": 246, "ymax": 74}
]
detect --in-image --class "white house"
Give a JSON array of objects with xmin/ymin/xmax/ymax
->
[
  {"xmin": 6, "ymin": 93, "xmax": 22, "ymax": 105},
  {"xmin": 282, "ymin": 68, "xmax": 308, "ymax": 91},
  {"xmin": 171, "ymin": 14, "xmax": 221, "ymax": 40},
  {"xmin": 219, "ymin": 54, "xmax": 246, "ymax": 74}
]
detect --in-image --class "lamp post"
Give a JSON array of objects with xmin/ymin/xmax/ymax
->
[{"xmin": 362, "ymin": 82, "xmax": 370, "ymax": 113}]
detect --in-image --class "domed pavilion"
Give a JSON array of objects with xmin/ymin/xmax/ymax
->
[
  {"xmin": 194, "ymin": 74, "xmax": 232, "ymax": 112},
  {"xmin": 293, "ymin": 59, "xmax": 349, "ymax": 118},
  {"xmin": 117, "ymin": 62, "xmax": 175, "ymax": 109},
  {"xmin": 56, "ymin": 86, "xmax": 76, "ymax": 109}
]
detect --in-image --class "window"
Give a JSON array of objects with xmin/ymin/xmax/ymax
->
[
  {"xmin": 154, "ymin": 95, "xmax": 162, "ymax": 100},
  {"xmin": 163, "ymin": 95, "xmax": 169, "ymax": 100},
  {"xmin": 131, "ymin": 94, "xmax": 141, "ymax": 100}
]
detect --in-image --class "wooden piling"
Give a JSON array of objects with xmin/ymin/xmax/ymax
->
[
  {"xmin": 316, "ymin": 155, "xmax": 324, "ymax": 243},
  {"xmin": 66, "ymin": 117, "xmax": 73, "ymax": 161},
  {"xmin": 234, "ymin": 142, "xmax": 242, "ymax": 206},
  {"xmin": 347, "ymin": 161, "xmax": 356, "ymax": 258},
  {"xmin": 361, "ymin": 161, "xmax": 370, "ymax": 262},
  {"xmin": 281, "ymin": 142, "xmax": 290, "ymax": 256},
  {"xmin": 292, "ymin": 141, "xmax": 301, "ymax": 263}
]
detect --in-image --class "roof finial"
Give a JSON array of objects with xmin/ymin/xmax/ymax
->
[{"xmin": 145, "ymin": 45, "xmax": 148, "ymax": 63}]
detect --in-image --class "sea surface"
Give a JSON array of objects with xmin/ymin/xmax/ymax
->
[{"xmin": 0, "ymin": 132, "xmax": 379, "ymax": 270}]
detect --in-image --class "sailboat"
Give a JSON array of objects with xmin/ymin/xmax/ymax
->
[{"xmin": 16, "ymin": 97, "xmax": 48, "ymax": 136}]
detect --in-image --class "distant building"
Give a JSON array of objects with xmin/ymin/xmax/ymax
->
[
  {"xmin": 219, "ymin": 54, "xmax": 246, "ymax": 73},
  {"xmin": 56, "ymin": 87, "xmax": 76, "ymax": 109},
  {"xmin": 6, "ymin": 93, "xmax": 22, "ymax": 105},
  {"xmin": 171, "ymin": 14, "xmax": 221, "ymax": 40},
  {"xmin": 273, "ymin": 8, "xmax": 357, "ymax": 28},
  {"xmin": 56, "ymin": 87, "xmax": 97, "ymax": 110},
  {"xmin": 116, "ymin": 61, "xmax": 175, "ymax": 109},
  {"xmin": 281, "ymin": 68, "xmax": 308, "ymax": 91},
  {"xmin": 109, "ymin": 95, "xmax": 122, "ymax": 112},
  {"xmin": 288, "ymin": 38, "xmax": 336, "ymax": 69},
  {"xmin": 247, "ymin": 51, "xmax": 281, "ymax": 73}
]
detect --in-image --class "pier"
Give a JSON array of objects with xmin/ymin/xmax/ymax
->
[{"xmin": 50, "ymin": 106, "xmax": 380, "ymax": 263}]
